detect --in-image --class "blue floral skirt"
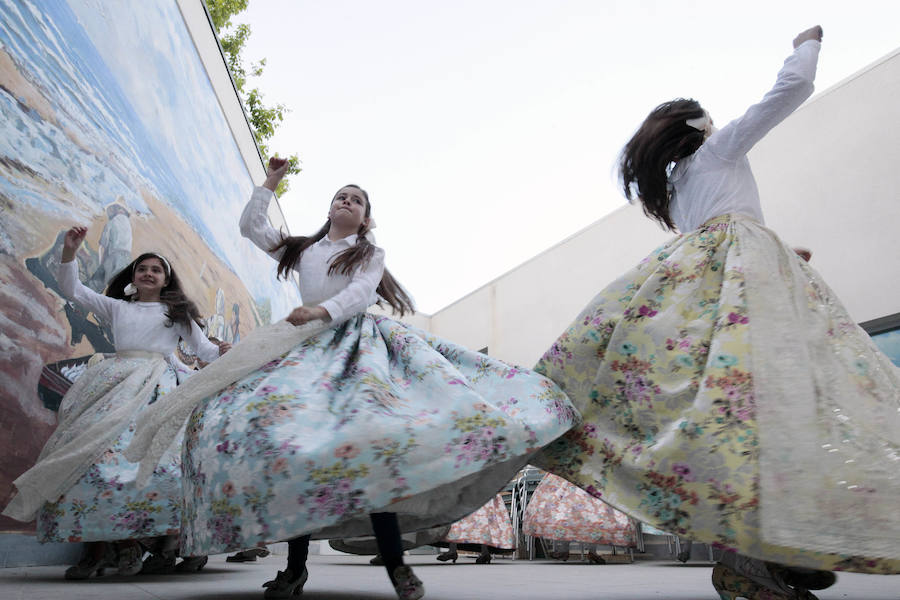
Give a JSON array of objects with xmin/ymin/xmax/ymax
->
[
  {"xmin": 37, "ymin": 358, "xmax": 191, "ymax": 543},
  {"xmin": 180, "ymin": 314, "xmax": 578, "ymax": 556}
]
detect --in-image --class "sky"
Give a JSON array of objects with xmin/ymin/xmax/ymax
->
[{"xmin": 237, "ymin": 0, "xmax": 900, "ymax": 314}]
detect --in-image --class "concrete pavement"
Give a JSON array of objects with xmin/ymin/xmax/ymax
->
[{"xmin": 2, "ymin": 552, "xmax": 898, "ymax": 600}]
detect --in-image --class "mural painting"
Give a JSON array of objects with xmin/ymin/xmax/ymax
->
[{"xmin": 0, "ymin": 0, "xmax": 300, "ymax": 532}]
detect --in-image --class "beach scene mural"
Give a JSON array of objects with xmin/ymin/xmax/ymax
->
[{"xmin": 0, "ymin": 0, "xmax": 300, "ymax": 531}]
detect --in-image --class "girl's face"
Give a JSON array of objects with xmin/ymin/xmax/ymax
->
[
  {"xmin": 133, "ymin": 257, "xmax": 167, "ymax": 297},
  {"xmin": 328, "ymin": 186, "xmax": 369, "ymax": 232}
]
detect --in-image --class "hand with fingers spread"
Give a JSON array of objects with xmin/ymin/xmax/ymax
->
[{"xmin": 793, "ymin": 25, "xmax": 823, "ymax": 48}]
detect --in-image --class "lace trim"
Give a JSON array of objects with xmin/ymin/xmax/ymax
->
[
  {"xmin": 3, "ymin": 357, "xmax": 167, "ymax": 521},
  {"xmin": 741, "ymin": 220, "xmax": 900, "ymax": 558},
  {"xmin": 124, "ymin": 319, "xmax": 331, "ymax": 487}
]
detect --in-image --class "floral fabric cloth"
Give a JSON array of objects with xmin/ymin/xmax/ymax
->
[
  {"xmin": 180, "ymin": 314, "xmax": 577, "ymax": 556},
  {"xmin": 37, "ymin": 358, "xmax": 192, "ymax": 543},
  {"xmin": 533, "ymin": 215, "xmax": 900, "ymax": 573},
  {"xmin": 443, "ymin": 494, "xmax": 515, "ymax": 549},
  {"xmin": 523, "ymin": 473, "xmax": 637, "ymax": 547}
]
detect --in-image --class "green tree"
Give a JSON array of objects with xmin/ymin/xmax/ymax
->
[{"xmin": 205, "ymin": 0, "xmax": 300, "ymax": 196}]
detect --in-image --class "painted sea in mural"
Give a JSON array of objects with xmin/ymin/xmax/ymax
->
[{"xmin": 0, "ymin": 0, "xmax": 300, "ymax": 531}]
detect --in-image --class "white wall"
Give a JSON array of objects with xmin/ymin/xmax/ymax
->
[
  {"xmin": 422, "ymin": 47, "xmax": 900, "ymax": 366},
  {"xmin": 429, "ymin": 208, "xmax": 670, "ymax": 366},
  {"xmin": 750, "ymin": 48, "xmax": 900, "ymax": 322}
]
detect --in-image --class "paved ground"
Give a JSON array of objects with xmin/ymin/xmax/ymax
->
[{"xmin": 2, "ymin": 553, "xmax": 898, "ymax": 600}]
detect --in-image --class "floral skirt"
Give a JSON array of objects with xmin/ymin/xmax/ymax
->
[
  {"xmin": 533, "ymin": 214, "xmax": 900, "ymax": 573},
  {"xmin": 442, "ymin": 494, "xmax": 515, "ymax": 551},
  {"xmin": 36, "ymin": 357, "xmax": 191, "ymax": 543},
  {"xmin": 523, "ymin": 473, "xmax": 637, "ymax": 547},
  {"xmin": 180, "ymin": 314, "xmax": 577, "ymax": 556}
]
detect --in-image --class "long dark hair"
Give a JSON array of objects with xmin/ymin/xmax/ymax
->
[
  {"xmin": 106, "ymin": 253, "xmax": 204, "ymax": 329},
  {"xmin": 271, "ymin": 184, "xmax": 415, "ymax": 316},
  {"xmin": 619, "ymin": 98, "xmax": 707, "ymax": 231}
]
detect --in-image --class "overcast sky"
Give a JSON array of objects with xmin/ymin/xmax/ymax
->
[{"xmin": 237, "ymin": 0, "xmax": 899, "ymax": 314}]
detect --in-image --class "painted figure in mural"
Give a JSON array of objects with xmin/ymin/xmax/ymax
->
[
  {"xmin": 1, "ymin": 226, "xmax": 230, "ymax": 580},
  {"xmin": 228, "ymin": 301, "xmax": 241, "ymax": 343},
  {"xmin": 523, "ymin": 473, "xmax": 637, "ymax": 564},
  {"xmin": 207, "ymin": 288, "xmax": 227, "ymax": 341},
  {"xmin": 171, "ymin": 157, "xmax": 578, "ymax": 600},
  {"xmin": 88, "ymin": 202, "xmax": 133, "ymax": 292},
  {"xmin": 532, "ymin": 25, "xmax": 900, "ymax": 600}
]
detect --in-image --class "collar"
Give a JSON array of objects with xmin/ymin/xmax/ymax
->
[{"xmin": 320, "ymin": 233, "xmax": 358, "ymax": 247}]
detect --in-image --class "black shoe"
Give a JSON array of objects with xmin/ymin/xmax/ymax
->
[
  {"xmin": 64, "ymin": 545, "xmax": 116, "ymax": 580},
  {"xmin": 140, "ymin": 551, "xmax": 177, "ymax": 575},
  {"xmin": 228, "ymin": 547, "xmax": 271, "ymax": 562},
  {"xmin": 175, "ymin": 555, "xmax": 208, "ymax": 573},
  {"xmin": 262, "ymin": 568, "xmax": 308, "ymax": 598},
  {"xmin": 773, "ymin": 564, "xmax": 837, "ymax": 591}
]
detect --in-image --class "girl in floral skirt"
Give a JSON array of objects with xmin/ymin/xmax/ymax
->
[
  {"xmin": 523, "ymin": 472, "xmax": 638, "ymax": 563},
  {"xmin": 434, "ymin": 494, "xmax": 516, "ymax": 564},
  {"xmin": 176, "ymin": 157, "xmax": 578, "ymax": 599},
  {"xmin": 3, "ymin": 227, "xmax": 228, "ymax": 579},
  {"xmin": 533, "ymin": 25, "xmax": 900, "ymax": 600}
]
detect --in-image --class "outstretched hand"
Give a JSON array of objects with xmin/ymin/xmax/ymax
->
[
  {"xmin": 217, "ymin": 341, "xmax": 232, "ymax": 355},
  {"xmin": 793, "ymin": 25, "xmax": 823, "ymax": 48},
  {"xmin": 263, "ymin": 156, "xmax": 291, "ymax": 192}
]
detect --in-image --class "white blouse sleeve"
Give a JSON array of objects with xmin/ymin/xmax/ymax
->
[
  {"xmin": 707, "ymin": 40, "xmax": 820, "ymax": 161},
  {"xmin": 318, "ymin": 247, "xmax": 385, "ymax": 324},
  {"xmin": 180, "ymin": 319, "xmax": 221, "ymax": 364},
  {"xmin": 239, "ymin": 186, "xmax": 287, "ymax": 261},
  {"xmin": 57, "ymin": 259, "xmax": 118, "ymax": 322}
]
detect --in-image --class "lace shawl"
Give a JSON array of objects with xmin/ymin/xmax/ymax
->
[
  {"xmin": 125, "ymin": 319, "xmax": 331, "ymax": 487},
  {"xmin": 3, "ymin": 356, "xmax": 167, "ymax": 521}
]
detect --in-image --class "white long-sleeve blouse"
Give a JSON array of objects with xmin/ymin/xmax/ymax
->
[
  {"xmin": 57, "ymin": 260, "xmax": 220, "ymax": 363},
  {"xmin": 669, "ymin": 40, "xmax": 821, "ymax": 232},
  {"xmin": 239, "ymin": 186, "xmax": 385, "ymax": 324}
]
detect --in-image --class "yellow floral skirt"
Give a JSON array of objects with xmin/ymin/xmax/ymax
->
[{"xmin": 533, "ymin": 214, "xmax": 900, "ymax": 573}]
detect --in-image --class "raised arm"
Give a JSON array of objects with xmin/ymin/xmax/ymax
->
[
  {"xmin": 57, "ymin": 226, "xmax": 118, "ymax": 322},
  {"xmin": 239, "ymin": 187, "xmax": 288, "ymax": 261},
  {"xmin": 707, "ymin": 26, "xmax": 823, "ymax": 161},
  {"xmin": 239, "ymin": 157, "xmax": 294, "ymax": 261}
]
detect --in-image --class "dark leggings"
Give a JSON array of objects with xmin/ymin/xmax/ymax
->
[{"xmin": 287, "ymin": 512, "xmax": 405, "ymax": 583}]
